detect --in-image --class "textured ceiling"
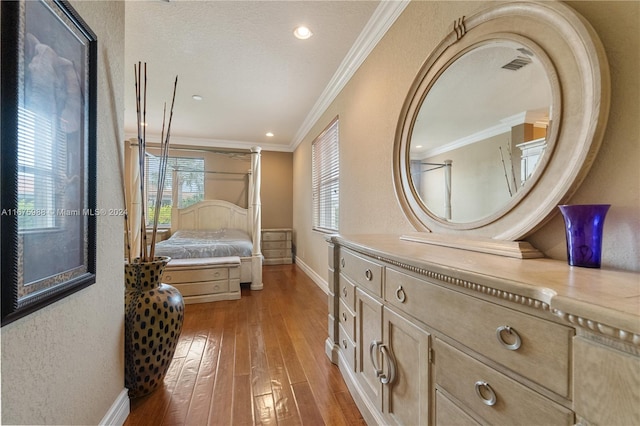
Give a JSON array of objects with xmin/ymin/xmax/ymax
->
[{"xmin": 124, "ymin": 0, "xmax": 384, "ymax": 151}]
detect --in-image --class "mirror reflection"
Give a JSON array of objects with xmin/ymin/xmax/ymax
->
[{"xmin": 409, "ymin": 40, "xmax": 552, "ymax": 223}]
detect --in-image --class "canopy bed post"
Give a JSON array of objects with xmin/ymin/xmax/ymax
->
[
  {"xmin": 444, "ymin": 159, "xmax": 452, "ymax": 220},
  {"xmin": 250, "ymin": 146, "xmax": 263, "ymax": 290}
]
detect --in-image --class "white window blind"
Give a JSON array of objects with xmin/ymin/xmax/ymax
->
[
  {"xmin": 17, "ymin": 106, "xmax": 63, "ymax": 230},
  {"xmin": 312, "ymin": 118, "xmax": 339, "ymax": 232},
  {"xmin": 145, "ymin": 156, "xmax": 204, "ymax": 226}
]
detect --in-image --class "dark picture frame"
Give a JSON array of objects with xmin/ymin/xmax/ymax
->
[{"xmin": 1, "ymin": 0, "xmax": 97, "ymax": 326}]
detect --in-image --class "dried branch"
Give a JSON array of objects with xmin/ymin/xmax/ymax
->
[
  {"xmin": 129, "ymin": 63, "xmax": 178, "ymax": 262},
  {"xmin": 499, "ymin": 146, "xmax": 513, "ymax": 197}
]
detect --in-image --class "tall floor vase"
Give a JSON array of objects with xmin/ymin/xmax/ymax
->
[{"xmin": 124, "ymin": 256, "xmax": 184, "ymax": 398}]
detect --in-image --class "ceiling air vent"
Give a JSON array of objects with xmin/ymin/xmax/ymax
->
[{"xmin": 502, "ymin": 55, "xmax": 532, "ymax": 71}]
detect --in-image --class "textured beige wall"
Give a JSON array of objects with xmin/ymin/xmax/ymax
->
[
  {"xmin": 293, "ymin": 0, "xmax": 640, "ymax": 280},
  {"xmin": 203, "ymin": 152, "xmax": 251, "ymax": 208},
  {"xmin": 1, "ymin": 1, "xmax": 126, "ymax": 424},
  {"xmin": 262, "ymin": 151, "xmax": 293, "ymax": 229},
  {"xmin": 199, "ymin": 149, "xmax": 294, "ymax": 228}
]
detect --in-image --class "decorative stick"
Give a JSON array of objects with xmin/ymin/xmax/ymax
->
[
  {"xmin": 135, "ymin": 62, "xmax": 149, "ymax": 261},
  {"xmin": 150, "ymin": 76, "xmax": 178, "ymax": 258},
  {"xmin": 150, "ymin": 103, "xmax": 167, "ymax": 259},
  {"xmin": 499, "ymin": 146, "xmax": 513, "ymax": 197},
  {"xmin": 133, "ymin": 63, "xmax": 142, "ymax": 260},
  {"xmin": 141, "ymin": 62, "xmax": 149, "ymax": 260},
  {"xmin": 507, "ymin": 141, "xmax": 518, "ymax": 192}
]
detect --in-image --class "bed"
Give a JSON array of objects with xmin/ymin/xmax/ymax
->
[
  {"xmin": 154, "ymin": 228, "xmax": 253, "ymax": 259},
  {"xmin": 155, "ymin": 147, "xmax": 263, "ymax": 303}
]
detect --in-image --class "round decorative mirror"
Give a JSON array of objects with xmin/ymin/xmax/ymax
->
[
  {"xmin": 393, "ymin": 1, "xmax": 610, "ymax": 244},
  {"xmin": 410, "ymin": 39, "xmax": 556, "ymax": 224}
]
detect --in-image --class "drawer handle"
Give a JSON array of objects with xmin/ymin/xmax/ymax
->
[
  {"xmin": 342, "ymin": 286, "xmax": 348, "ymax": 297},
  {"xmin": 395, "ymin": 286, "xmax": 406, "ymax": 303},
  {"xmin": 369, "ymin": 341, "xmax": 383, "ymax": 377},
  {"xmin": 341, "ymin": 257, "xmax": 346, "ymax": 268},
  {"xmin": 342, "ymin": 339, "xmax": 348, "ymax": 349},
  {"xmin": 474, "ymin": 381, "xmax": 497, "ymax": 406},
  {"xmin": 379, "ymin": 344, "xmax": 397, "ymax": 385},
  {"xmin": 364, "ymin": 269, "xmax": 373, "ymax": 281},
  {"xmin": 342, "ymin": 312, "xmax": 347, "ymax": 322},
  {"xmin": 496, "ymin": 325, "xmax": 522, "ymax": 351}
]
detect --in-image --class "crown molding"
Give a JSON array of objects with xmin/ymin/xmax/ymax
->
[{"xmin": 290, "ymin": 0, "xmax": 410, "ymax": 151}]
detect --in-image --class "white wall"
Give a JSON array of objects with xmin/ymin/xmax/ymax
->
[
  {"xmin": 293, "ymin": 0, "xmax": 640, "ymax": 284},
  {"xmin": 1, "ymin": 1, "xmax": 126, "ymax": 424}
]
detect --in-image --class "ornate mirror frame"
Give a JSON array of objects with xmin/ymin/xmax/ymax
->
[{"xmin": 393, "ymin": 1, "xmax": 610, "ymax": 250}]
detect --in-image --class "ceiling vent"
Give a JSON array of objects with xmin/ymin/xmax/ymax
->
[{"xmin": 502, "ymin": 56, "xmax": 532, "ymax": 71}]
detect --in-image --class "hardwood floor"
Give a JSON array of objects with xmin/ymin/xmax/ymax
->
[{"xmin": 124, "ymin": 264, "xmax": 365, "ymax": 426}]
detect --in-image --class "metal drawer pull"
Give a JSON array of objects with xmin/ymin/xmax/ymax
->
[
  {"xmin": 369, "ymin": 341, "xmax": 383, "ymax": 377},
  {"xmin": 342, "ymin": 339, "xmax": 347, "ymax": 349},
  {"xmin": 496, "ymin": 325, "xmax": 522, "ymax": 351},
  {"xmin": 395, "ymin": 286, "xmax": 406, "ymax": 303},
  {"xmin": 475, "ymin": 381, "xmax": 497, "ymax": 406},
  {"xmin": 342, "ymin": 286, "xmax": 347, "ymax": 297},
  {"xmin": 342, "ymin": 312, "xmax": 347, "ymax": 322},
  {"xmin": 341, "ymin": 258, "xmax": 345, "ymax": 268},
  {"xmin": 365, "ymin": 269, "xmax": 373, "ymax": 281},
  {"xmin": 379, "ymin": 344, "xmax": 397, "ymax": 385}
]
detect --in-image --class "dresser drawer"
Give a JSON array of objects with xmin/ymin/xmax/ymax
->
[
  {"xmin": 263, "ymin": 248, "xmax": 291, "ymax": 258},
  {"xmin": 338, "ymin": 298, "xmax": 355, "ymax": 342},
  {"xmin": 436, "ymin": 390, "xmax": 480, "ymax": 426},
  {"xmin": 435, "ymin": 339, "xmax": 573, "ymax": 425},
  {"xmin": 338, "ymin": 275, "xmax": 356, "ymax": 311},
  {"xmin": 175, "ymin": 280, "xmax": 229, "ymax": 297},
  {"xmin": 338, "ymin": 323, "xmax": 356, "ymax": 371},
  {"xmin": 385, "ymin": 267, "xmax": 573, "ymax": 397},
  {"xmin": 262, "ymin": 231, "xmax": 289, "ymax": 241},
  {"xmin": 339, "ymin": 248, "xmax": 383, "ymax": 297},
  {"xmin": 263, "ymin": 240, "xmax": 292, "ymax": 250},
  {"xmin": 164, "ymin": 266, "xmax": 229, "ymax": 284}
]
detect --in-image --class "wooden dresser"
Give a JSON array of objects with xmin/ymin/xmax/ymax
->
[
  {"xmin": 326, "ymin": 234, "xmax": 640, "ymax": 426},
  {"xmin": 261, "ymin": 228, "xmax": 293, "ymax": 265}
]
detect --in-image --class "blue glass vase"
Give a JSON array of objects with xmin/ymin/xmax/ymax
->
[{"xmin": 558, "ymin": 204, "xmax": 610, "ymax": 268}]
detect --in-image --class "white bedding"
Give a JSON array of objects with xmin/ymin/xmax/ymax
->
[{"xmin": 153, "ymin": 229, "xmax": 253, "ymax": 259}]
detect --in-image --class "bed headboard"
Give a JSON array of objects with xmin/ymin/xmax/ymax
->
[{"xmin": 171, "ymin": 200, "xmax": 251, "ymax": 235}]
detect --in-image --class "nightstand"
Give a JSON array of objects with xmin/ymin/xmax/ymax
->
[{"xmin": 261, "ymin": 228, "xmax": 293, "ymax": 265}]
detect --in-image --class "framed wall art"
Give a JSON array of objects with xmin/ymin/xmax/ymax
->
[{"xmin": 1, "ymin": 0, "xmax": 97, "ymax": 325}]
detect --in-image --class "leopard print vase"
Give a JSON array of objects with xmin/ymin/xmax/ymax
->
[{"xmin": 124, "ymin": 256, "xmax": 184, "ymax": 398}]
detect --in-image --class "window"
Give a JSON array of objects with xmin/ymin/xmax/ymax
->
[
  {"xmin": 145, "ymin": 156, "xmax": 204, "ymax": 226},
  {"xmin": 312, "ymin": 117, "xmax": 339, "ymax": 232},
  {"xmin": 17, "ymin": 106, "xmax": 63, "ymax": 230}
]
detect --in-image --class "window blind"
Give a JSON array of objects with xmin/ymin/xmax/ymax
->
[
  {"xmin": 17, "ymin": 106, "xmax": 62, "ymax": 230},
  {"xmin": 312, "ymin": 118, "xmax": 339, "ymax": 232}
]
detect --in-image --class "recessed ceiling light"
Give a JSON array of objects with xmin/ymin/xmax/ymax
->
[
  {"xmin": 266, "ymin": 132, "xmax": 274, "ymax": 137},
  {"xmin": 293, "ymin": 26, "xmax": 313, "ymax": 40},
  {"xmin": 192, "ymin": 95, "xmax": 203, "ymax": 101}
]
